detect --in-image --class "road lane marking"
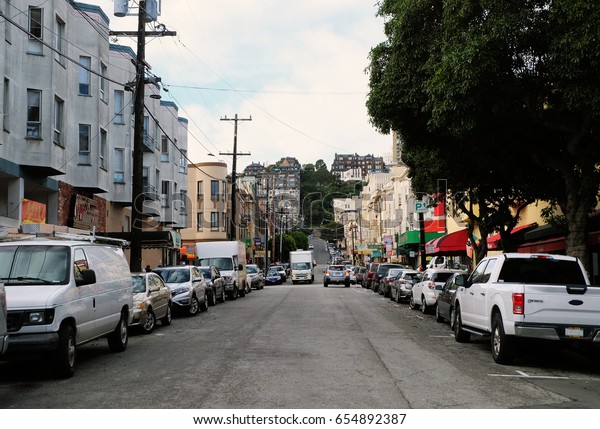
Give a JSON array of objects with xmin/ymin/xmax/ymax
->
[{"xmin": 488, "ymin": 370, "xmax": 569, "ymax": 380}]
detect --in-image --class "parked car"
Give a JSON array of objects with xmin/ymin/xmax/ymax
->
[
  {"xmin": 372, "ymin": 263, "xmax": 405, "ymax": 294},
  {"xmin": 390, "ymin": 270, "xmax": 421, "ymax": 303},
  {"xmin": 410, "ymin": 268, "xmax": 464, "ymax": 314},
  {"xmin": 265, "ymin": 268, "xmax": 282, "ymax": 285},
  {"xmin": 247, "ymin": 264, "xmax": 265, "ymax": 290},
  {"xmin": 355, "ymin": 266, "xmax": 368, "ymax": 287},
  {"xmin": 364, "ymin": 263, "xmax": 379, "ymax": 289},
  {"xmin": 435, "ymin": 273, "xmax": 469, "ymax": 324},
  {"xmin": 270, "ymin": 265, "xmax": 287, "ymax": 282},
  {"xmin": 198, "ymin": 265, "xmax": 227, "ymax": 304},
  {"xmin": 130, "ymin": 272, "xmax": 172, "ymax": 334},
  {"xmin": 379, "ymin": 267, "xmax": 405, "ymax": 297},
  {"xmin": 154, "ymin": 266, "xmax": 209, "ymax": 316},
  {"xmin": 324, "ymin": 265, "xmax": 350, "ymax": 287},
  {"xmin": 345, "ymin": 265, "xmax": 357, "ymax": 284}
]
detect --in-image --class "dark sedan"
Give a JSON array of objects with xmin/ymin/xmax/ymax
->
[{"xmin": 435, "ymin": 273, "xmax": 469, "ymax": 325}]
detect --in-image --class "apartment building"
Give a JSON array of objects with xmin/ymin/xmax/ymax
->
[
  {"xmin": 0, "ymin": 1, "xmax": 188, "ymax": 266},
  {"xmin": 330, "ymin": 153, "xmax": 386, "ymax": 178}
]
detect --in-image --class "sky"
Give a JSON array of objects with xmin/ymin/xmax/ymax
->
[{"xmin": 93, "ymin": 0, "xmax": 391, "ymax": 172}]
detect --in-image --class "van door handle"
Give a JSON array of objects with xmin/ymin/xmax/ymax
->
[{"xmin": 480, "ymin": 293, "xmax": 486, "ymax": 296}]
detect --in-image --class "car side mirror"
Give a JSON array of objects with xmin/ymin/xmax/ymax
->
[
  {"xmin": 76, "ymin": 269, "xmax": 96, "ymax": 286},
  {"xmin": 238, "ymin": 264, "xmax": 243, "ymax": 271}
]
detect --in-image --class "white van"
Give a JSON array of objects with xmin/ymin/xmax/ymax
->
[
  {"xmin": 0, "ymin": 283, "xmax": 8, "ymax": 356},
  {"xmin": 196, "ymin": 241, "xmax": 247, "ymax": 299},
  {"xmin": 1, "ymin": 235, "xmax": 133, "ymax": 378}
]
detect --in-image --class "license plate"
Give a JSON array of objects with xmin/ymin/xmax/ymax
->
[{"xmin": 565, "ymin": 327, "xmax": 584, "ymax": 338}]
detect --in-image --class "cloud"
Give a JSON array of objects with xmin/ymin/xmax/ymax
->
[{"xmin": 97, "ymin": 0, "xmax": 390, "ymax": 170}]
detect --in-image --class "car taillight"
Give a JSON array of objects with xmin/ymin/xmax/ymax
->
[
  {"xmin": 427, "ymin": 281, "xmax": 436, "ymax": 289},
  {"xmin": 345, "ymin": 270, "xmax": 350, "ymax": 275},
  {"xmin": 513, "ymin": 293, "xmax": 524, "ymax": 315},
  {"xmin": 326, "ymin": 271, "xmax": 331, "ymax": 275}
]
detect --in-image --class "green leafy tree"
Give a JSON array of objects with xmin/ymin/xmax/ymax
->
[
  {"xmin": 320, "ymin": 221, "xmax": 345, "ymax": 243},
  {"xmin": 290, "ymin": 231, "xmax": 309, "ymax": 251}
]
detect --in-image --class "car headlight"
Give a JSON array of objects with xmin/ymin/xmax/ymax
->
[
  {"xmin": 23, "ymin": 309, "xmax": 55, "ymax": 326},
  {"xmin": 223, "ymin": 275, "xmax": 234, "ymax": 284},
  {"xmin": 172, "ymin": 286, "xmax": 190, "ymax": 296}
]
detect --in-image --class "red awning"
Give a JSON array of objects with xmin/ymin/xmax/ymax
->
[
  {"xmin": 425, "ymin": 228, "xmax": 469, "ymax": 256},
  {"xmin": 487, "ymin": 223, "xmax": 538, "ymax": 250},
  {"xmin": 517, "ymin": 236, "xmax": 566, "ymax": 254}
]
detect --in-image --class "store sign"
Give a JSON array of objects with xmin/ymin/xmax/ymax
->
[{"xmin": 72, "ymin": 195, "xmax": 99, "ymax": 230}]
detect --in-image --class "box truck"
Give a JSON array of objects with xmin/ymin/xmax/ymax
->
[
  {"xmin": 290, "ymin": 250, "xmax": 316, "ymax": 284},
  {"xmin": 196, "ymin": 241, "xmax": 248, "ymax": 299}
]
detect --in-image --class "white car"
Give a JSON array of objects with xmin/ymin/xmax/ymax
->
[
  {"xmin": 410, "ymin": 268, "xmax": 465, "ymax": 314},
  {"xmin": 154, "ymin": 266, "xmax": 209, "ymax": 316}
]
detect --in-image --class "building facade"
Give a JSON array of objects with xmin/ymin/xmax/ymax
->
[
  {"xmin": 330, "ymin": 153, "xmax": 386, "ymax": 178},
  {"xmin": 0, "ymin": 1, "xmax": 188, "ymax": 268}
]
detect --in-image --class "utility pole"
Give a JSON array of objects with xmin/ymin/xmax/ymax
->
[
  {"xmin": 115, "ymin": 1, "xmax": 176, "ymax": 272},
  {"xmin": 129, "ymin": 0, "xmax": 148, "ymax": 273},
  {"xmin": 263, "ymin": 175, "xmax": 270, "ymax": 269},
  {"xmin": 220, "ymin": 114, "xmax": 251, "ymax": 241}
]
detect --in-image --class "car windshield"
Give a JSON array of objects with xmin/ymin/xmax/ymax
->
[
  {"xmin": 155, "ymin": 268, "xmax": 190, "ymax": 283},
  {"xmin": 0, "ymin": 245, "xmax": 69, "ymax": 285},
  {"xmin": 292, "ymin": 262, "xmax": 311, "ymax": 270},
  {"xmin": 432, "ymin": 272, "xmax": 455, "ymax": 283},
  {"xmin": 247, "ymin": 266, "xmax": 258, "ymax": 274},
  {"xmin": 198, "ymin": 257, "xmax": 233, "ymax": 271},
  {"xmin": 329, "ymin": 266, "xmax": 345, "ymax": 272},
  {"xmin": 198, "ymin": 269, "xmax": 211, "ymax": 280},
  {"xmin": 267, "ymin": 269, "xmax": 278, "ymax": 276},
  {"xmin": 131, "ymin": 275, "xmax": 146, "ymax": 293}
]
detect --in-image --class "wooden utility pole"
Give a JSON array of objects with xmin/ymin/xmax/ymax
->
[{"xmin": 220, "ymin": 114, "xmax": 251, "ymax": 241}]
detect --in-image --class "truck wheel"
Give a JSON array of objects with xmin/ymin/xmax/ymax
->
[
  {"xmin": 229, "ymin": 287, "xmax": 238, "ymax": 300},
  {"xmin": 107, "ymin": 311, "xmax": 129, "ymax": 352},
  {"xmin": 491, "ymin": 312, "xmax": 515, "ymax": 364},
  {"xmin": 452, "ymin": 305, "xmax": 470, "ymax": 343},
  {"xmin": 53, "ymin": 324, "xmax": 76, "ymax": 378}
]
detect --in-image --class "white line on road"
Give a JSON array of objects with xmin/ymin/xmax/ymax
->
[{"xmin": 488, "ymin": 370, "xmax": 569, "ymax": 380}]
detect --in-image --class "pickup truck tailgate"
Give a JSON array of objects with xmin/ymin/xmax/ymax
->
[{"xmin": 523, "ymin": 284, "xmax": 600, "ymax": 327}]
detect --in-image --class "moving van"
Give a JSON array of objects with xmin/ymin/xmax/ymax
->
[
  {"xmin": 290, "ymin": 250, "xmax": 315, "ymax": 284},
  {"xmin": 196, "ymin": 241, "xmax": 247, "ymax": 299},
  {"xmin": 1, "ymin": 234, "xmax": 133, "ymax": 378}
]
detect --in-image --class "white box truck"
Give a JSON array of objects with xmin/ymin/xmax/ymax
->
[
  {"xmin": 290, "ymin": 250, "xmax": 315, "ymax": 284},
  {"xmin": 196, "ymin": 241, "xmax": 248, "ymax": 299}
]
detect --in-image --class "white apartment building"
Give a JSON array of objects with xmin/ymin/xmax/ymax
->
[{"xmin": 0, "ymin": 1, "xmax": 188, "ymax": 266}]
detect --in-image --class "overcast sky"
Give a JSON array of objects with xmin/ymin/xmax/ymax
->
[{"xmin": 93, "ymin": 0, "xmax": 391, "ymax": 171}]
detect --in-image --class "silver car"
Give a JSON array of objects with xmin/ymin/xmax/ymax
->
[
  {"xmin": 130, "ymin": 272, "xmax": 172, "ymax": 334},
  {"xmin": 390, "ymin": 270, "xmax": 421, "ymax": 303},
  {"xmin": 154, "ymin": 266, "xmax": 209, "ymax": 316}
]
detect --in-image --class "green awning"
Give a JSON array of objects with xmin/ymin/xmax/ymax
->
[{"xmin": 399, "ymin": 231, "xmax": 445, "ymax": 246}]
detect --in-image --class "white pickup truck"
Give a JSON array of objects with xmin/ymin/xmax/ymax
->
[{"xmin": 452, "ymin": 253, "xmax": 600, "ymax": 364}]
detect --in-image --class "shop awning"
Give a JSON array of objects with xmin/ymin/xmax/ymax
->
[
  {"xmin": 399, "ymin": 230, "xmax": 445, "ymax": 246},
  {"xmin": 425, "ymin": 228, "xmax": 469, "ymax": 256},
  {"xmin": 487, "ymin": 223, "xmax": 538, "ymax": 250},
  {"xmin": 517, "ymin": 236, "xmax": 565, "ymax": 254}
]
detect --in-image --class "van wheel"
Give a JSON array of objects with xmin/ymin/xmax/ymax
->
[
  {"xmin": 141, "ymin": 309, "xmax": 156, "ymax": 334},
  {"xmin": 161, "ymin": 304, "xmax": 172, "ymax": 326},
  {"xmin": 229, "ymin": 287, "xmax": 238, "ymax": 300},
  {"xmin": 188, "ymin": 295, "xmax": 200, "ymax": 316},
  {"xmin": 53, "ymin": 324, "xmax": 76, "ymax": 378},
  {"xmin": 107, "ymin": 312, "xmax": 128, "ymax": 352}
]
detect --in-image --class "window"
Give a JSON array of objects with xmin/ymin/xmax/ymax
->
[
  {"xmin": 54, "ymin": 16, "xmax": 65, "ymax": 65},
  {"xmin": 123, "ymin": 215, "xmax": 130, "ymax": 232},
  {"xmin": 26, "ymin": 89, "xmax": 41, "ymax": 138},
  {"xmin": 143, "ymin": 115, "xmax": 150, "ymax": 147},
  {"xmin": 4, "ymin": 0, "xmax": 12, "ymax": 43},
  {"xmin": 221, "ymin": 180, "xmax": 226, "ymax": 200},
  {"xmin": 197, "ymin": 212, "xmax": 203, "ymax": 231},
  {"xmin": 100, "ymin": 63, "xmax": 107, "ymax": 102},
  {"xmin": 29, "ymin": 7, "xmax": 42, "ymax": 39},
  {"xmin": 53, "ymin": 96, "xmax": 63, "ymax": 145},
  {"xmin": 161, "ymin": 180, "xmax": 170, "ymax": 207},
  {"xmin": 161, "ymin": 135, "xmax": 169, "ymax": 161},
  {"xmin": 78, "ymin": 124, "xmax": 90, "ymax": 164},
  {"xmin": 79, "ymin": 56, "xmax": 91, "ymax": 95},
  {"xmin": 221, "ymin": 212, "xmax": 227, "ymax": 232},
  {"xmin": 114, "ymin": 90, "xmax": 124, "ymax": 124},
  {"xmin": 99, "ymin": 129, "xmax": 107, "ymax": 169},
  {"xmin": 211, "ymin": 180, "xmax": 219, "ymax": 200},
  {"xmin": 114, "ymin": 148, "xmax": 124, "ymax": 183},
  {"xmin": 179, "ymin": 150, "xmax": 187, "ymax": 173},
  {"xmin": 3, "ymin": 78, "xmax": 9, "ymax": 132},
  {"xmin": 180, "ymin": 190, "xmax": 187, "ymax": 213},
  {"xmin": 211, "ymin": 212, "xmax": 218, "ymax": 231},
  {"xmin": 197, "ymin": 181, "xmax": 203, "ymax": 198}
]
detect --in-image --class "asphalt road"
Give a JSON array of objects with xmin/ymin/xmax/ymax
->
[{"xmin": 1, "ymin": 237, "xmax": 600, "ymax": 409}]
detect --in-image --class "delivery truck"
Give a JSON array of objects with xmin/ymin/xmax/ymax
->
[
  {"xmin": 289, "ymin": 250, "xmax": 316, "ymax": 284},
  {"xmin": 196, "ymin": 241, "xmax": 248, "ymax": 299}
]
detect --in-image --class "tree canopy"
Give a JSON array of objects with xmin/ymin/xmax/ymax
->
[{"xmin": 367, "ymin": 0, "xmax": 600, "ymax": 263}]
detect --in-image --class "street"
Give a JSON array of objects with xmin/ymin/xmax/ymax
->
[{"xmin": 1, "ymin": 267, "xmax": 600, "ymax": 409}]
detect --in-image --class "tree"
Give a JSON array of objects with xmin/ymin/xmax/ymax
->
[
  {"xmin": 367, "ymin": 0, "xmax": 600, "ymax": 265},
  {"xmin": 290, "ymin": 231, "xmax": 309, "ymax": 251},
  {"xmin": 320, "ymin": 221, "xmax": 345, "ymax": 243}
]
